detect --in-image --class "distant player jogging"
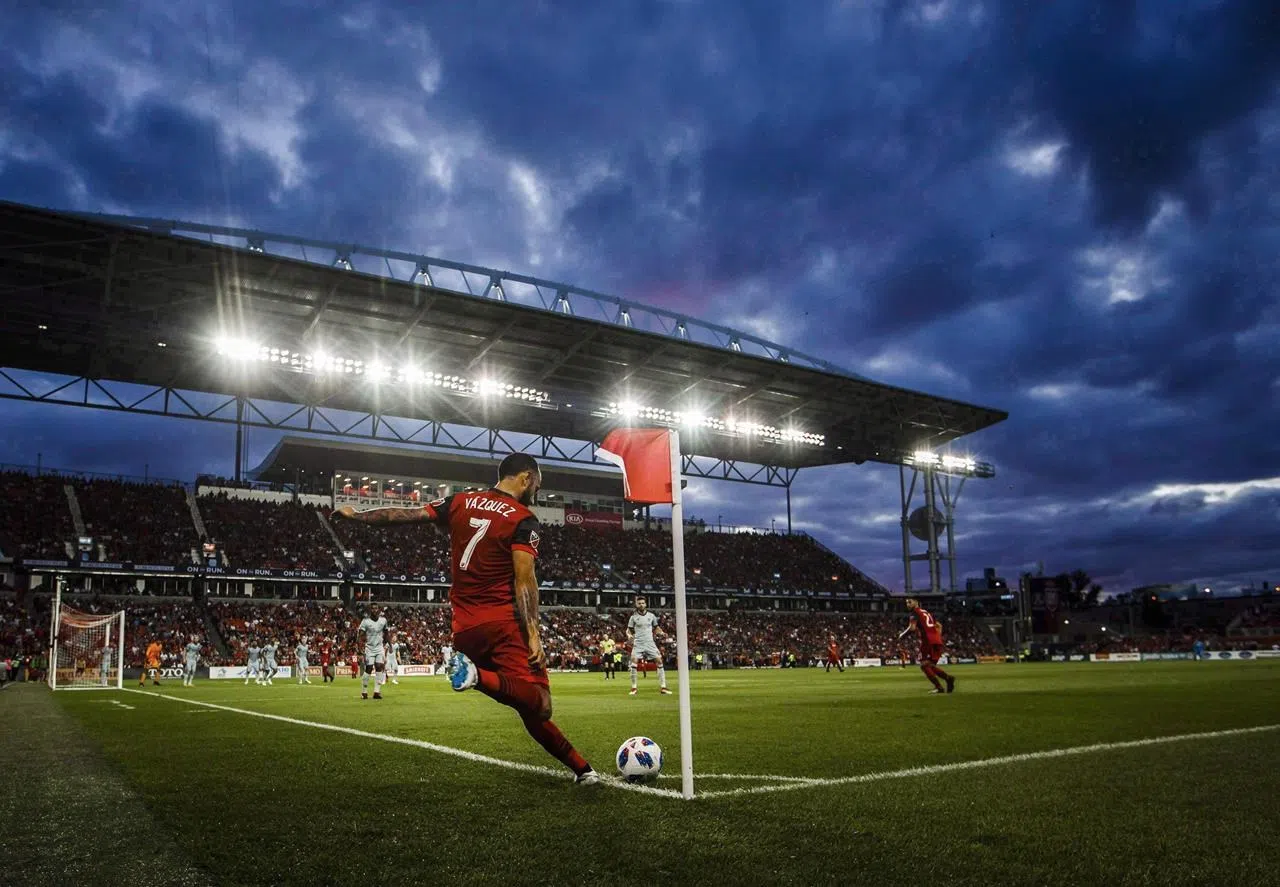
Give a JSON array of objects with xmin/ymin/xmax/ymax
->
[
  {"xmin": 295, "ymin": 639, "xmax": 312, "ymax": 685},
  {"xmin": 627, "ymin": 596, "xmax": 672, "ymax": 697},
  {"xmin": 140, "ymin": 640, "xmax": 162, "ymax": 686},
  {"xmin": 899, "ymin": 598, "xmax": 955, "ymax": 694},
  {"xmin": 245, "ymin": 641, "xmax": 262, "ymax": 685},
  {"xmin": 825, "ymin": 636, "xmax": 844, "ymax": 673},
  {"xmin": 261, "ymin": 640, "xmax": 279, "ymax": 685},
  {"xmin": 182, "ymin": 637, "xmax": 201, "ymax": 687},
  {"xmin": 336, "ymin": 453, "xmax": 599, "ymax": 785},
  {"xmin": 357, "ymin": 606, "xmax": 390, "ymax": 699}
]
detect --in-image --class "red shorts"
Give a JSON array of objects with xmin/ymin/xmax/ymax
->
[
  {"xmin": 919, "ymin": 642, "xmax": 944, "ymax": 665},
  {"xmin": 454, "ymin": 619, "xmax": 548, "ymax": 687},
  {"xmin": 826, "ymin": 654, "xmax": 841, "ymax": 665}
]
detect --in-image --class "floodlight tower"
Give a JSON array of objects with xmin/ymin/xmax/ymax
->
[{"xmin": 899, "ymin": 451, "xmax": 995, "ymax": 596}]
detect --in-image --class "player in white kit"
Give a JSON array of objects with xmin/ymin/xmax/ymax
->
[
  {"xmin": 245, "ymin": 641, "xmax": 262, "ymax": 685},
  {"xmin": 627, "ymin": 596, "xmax": 671, "ymax": 697},
  {"xmin": 295, "ymin": 639, "xmax": 312, "ymax": 685},
  {"xmin": 182, "ymin": 637, "xmax": 201, "ymax": 686},
  {"xmin": 261, "ymin": 640, "xmax": 280, "ymax": 685},
  {"xmin": 440, "ymin": 643, "xmax": 453, "ymax": 678},
  {"xmin": 385, "ymin": 631, "xmax": 401, "ymax": 685},
  {"xmin": 357, "ymin": 605, "xmax": 389, "ymax": 700}
]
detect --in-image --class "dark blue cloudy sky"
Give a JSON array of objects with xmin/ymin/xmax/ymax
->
[{"xmin": 2, "ymin": 0, "xmax": 1278, "ymax": 595}]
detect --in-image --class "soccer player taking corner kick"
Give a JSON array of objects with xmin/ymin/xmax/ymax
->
[
  {"xmin": 898, "ymin": 598, "xmax": 955, "ymax": 694},
  {"xmin": 335, "ymin": 454, "xmax": 599, "ymax": 785}
]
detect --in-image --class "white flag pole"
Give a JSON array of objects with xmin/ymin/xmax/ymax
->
[{"xmin": 668, "ymin": 429, "xmax": 694, "ymax": 800}]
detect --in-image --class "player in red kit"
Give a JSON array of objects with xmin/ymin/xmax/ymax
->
[
  {"xmin": 898, "ymin": 598, "xmax": 954, "ymax": 694},
  {"xmin": 335, "ymin": 454, "xmax": 599, "ymax": 785},
  {"xmin": 825, "ymin": 636, "xmax": 844, "ymax": 673}
]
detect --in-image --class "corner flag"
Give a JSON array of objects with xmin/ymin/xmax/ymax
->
[
  {"xmin": 597, "ymin": 428, "xmax": 674, "ymax": 504},
  {"xmin": 595, "ymin": 427, "xmax": 695, "ymax": 799}
]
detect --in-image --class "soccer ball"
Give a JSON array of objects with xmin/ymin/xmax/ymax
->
[{"xmin": 616, "ymin": 736, "xmax": 663, "ymax": 783}]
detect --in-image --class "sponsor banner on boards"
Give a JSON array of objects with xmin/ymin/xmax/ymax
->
[
  {"xmin": 1092, "ymin": 652, "xmax": 1141, "ymax": 662},
  {"xmin": 977, "ymin": 655, "xmax": 1006, "ymax": 664},
  {"xmin": 208, "ymin": 666, "xmax": 295, "ymax": 680},
  {"xmin": 851, "ymin": 657, "xmax": 883, "ymax": 668}
]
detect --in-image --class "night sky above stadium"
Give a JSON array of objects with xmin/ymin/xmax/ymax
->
[{"xmin": 2, "ymin": 1, "xmax": 1278, "ymax": 595}]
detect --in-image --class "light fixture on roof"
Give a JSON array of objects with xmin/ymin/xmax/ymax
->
[{"xmin": 157, "ymin": 341, "xmax": 167, "ymax": 348}]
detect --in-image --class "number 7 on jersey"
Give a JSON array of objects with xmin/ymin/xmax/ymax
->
[{"xmin": 459, "ymin": 517, "xmax": 491, "ymax": 571}]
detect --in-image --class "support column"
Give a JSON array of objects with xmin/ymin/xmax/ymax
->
[
  {"xmin": 233, "ymin": 397, "xmax": 245, "ymax": 482},
  {"xmin": 899, "ymin": 465, "xmax": 914, "ymax": 594},
  {"xmin": 923, "ymin": 466, "xmax": 941, "ymax": 596},
  {"xmin": 785, "ymin": 483, "xmax": 793, "ymax": 535}
]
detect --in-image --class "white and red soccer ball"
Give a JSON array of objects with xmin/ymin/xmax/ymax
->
[{"xmin": 616, "ymin": 736, "xmax": 663, "ymax": 783}]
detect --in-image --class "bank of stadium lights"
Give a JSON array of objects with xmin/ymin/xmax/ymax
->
[
  {"xmin": 603, "ymin": 403, "xmax": 822, "ymax": 446},
  {"xmin": 903, "ymin": 449, "xmax": 992, "ymax": 477},
  {"xmin": 212, "ymin": 338, "xmax": 551, "ymax": 402}
]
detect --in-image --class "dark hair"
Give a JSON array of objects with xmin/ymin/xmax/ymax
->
[{"xmin": 498, "ymin": 453, "xmax": 540, "ymax": 480}]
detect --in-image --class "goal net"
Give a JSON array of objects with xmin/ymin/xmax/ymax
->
[{"xmin": 49, "ymin": 593, "xmax": 126, "ymax": 690}]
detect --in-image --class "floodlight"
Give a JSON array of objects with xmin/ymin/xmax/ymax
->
[
  {"xmin": 215, "ymin": 337, "xmax": 258, "ymax": 361},
  {"xmin": 913, "ymin": 449, "xmax": 938, "ymax": 464},
  {"xmin": 367, "ymin": 362, "xmax": 390, "ymax": 383},
  {"xmin": 618, "ymin": 401, "xmax": 639, "ymax": 419},
  {"xmin": 681, "ymin": 410, "xmax": 705, "ymax": 427},
  {"xmin": 478, "ymin": 379, "xmax": 505, "ymax": 398}
]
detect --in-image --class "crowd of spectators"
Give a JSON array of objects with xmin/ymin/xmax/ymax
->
[
  {"xmin": 199, "ymin": 494, "xmax": 339, "ymax": 570},
  {"xmin": 78, "ymin": 479, "xmax": 194, "ymax": 564},
  {"xmin": 330, "ymin": 520, "xmax": 450, "ymax": 578},
  {"xmin": 531, "ymin": 525, "xmax": 887, "ymax": 596},
  {"xmin": 1232, "ymin": 602, "xmax": 1280, "ymax": 637},
  {"xmin": 0, "ymin": 472, "xmax": 75, "ymax": 559}
]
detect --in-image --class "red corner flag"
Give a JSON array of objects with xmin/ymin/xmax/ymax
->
[{"xmin": 597, "ymin": 428, "xmax": 674, "ymax": 504}]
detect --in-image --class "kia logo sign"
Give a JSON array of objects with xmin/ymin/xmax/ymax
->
[{"xmin": 565, "ymin": 513, "xmax": 584, "ymax": 525}]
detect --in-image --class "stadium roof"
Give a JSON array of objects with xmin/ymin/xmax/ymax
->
[
  {"xmin": 251, "ymin": 436, "xmax": 625, "ymax": 499},
  {"xmin": 0, "ymin": 200, "xmax": 1007, "ymax": 473}
]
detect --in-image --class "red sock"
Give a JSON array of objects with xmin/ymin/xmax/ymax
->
[
  {"xmin": 934, "ymin": 666, "xmax": 952, "ymax": 682},
  {"xmin": 475, "ymin": 668, "xmax": 546, "ymax": 715},
  {"xmin": 522, "ymin": 715, "xmax": 591, "ymax": 775},
  {"xmin": 921, "ymin": 664, "xmax": 942, "ymax": 689}
]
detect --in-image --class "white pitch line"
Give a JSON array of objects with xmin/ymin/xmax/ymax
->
[
  {"xmin": 660, "ymin": 773, "xmax": 824, "ymax": 783},
  {"xmin": 695, "ymin": 723, "xmax": 1280, "ymax": 799},
  {"xmin": 121, "ymin": 689, "xmax": 681, "ymax": 799}
]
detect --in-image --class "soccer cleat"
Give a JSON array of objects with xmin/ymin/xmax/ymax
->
[
  {"xmin": 629, "ymin": 688, "xmax": 638, "ymax": 696},
  {"xmin": 392, "ymin": 680, "xmax": 399, "ymax": 685},
  {"xmin": 574, "ymin": 769, "xmax": 601, "ymax": 786},
  {"xmin": 660, "ymin": 687, "xmax": 672, "ymax": 695},
  {"xmin": 448, "ymin": 652, "xmax": 478, "ymax": 692},
  {"xmin": 929, "ymin": 688, "xmax": 944, "ymax": 694},
  {"xmin": 373, "ymin": 693, "xmax": 382, "ymax": 700},
  {"xmin": 361, "ymin": 692, "xmax": 369, "ymax": 699},
  {"xmin": 945, "ymin": 676, "xmax": 956, "ymax": 694}
]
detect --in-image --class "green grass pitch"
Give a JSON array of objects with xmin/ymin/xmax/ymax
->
[{"xmin": 17, "ymin": 662, "xmax": 1280, "ymax": 886}]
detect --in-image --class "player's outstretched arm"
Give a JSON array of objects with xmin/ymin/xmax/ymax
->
[
  {"xmin": 332, "ymin": 504, "xmax": 431, "ymax": 524},
  {"xmin": 512, "ymin": 550, "xmax": 546, "ymax": 670}
]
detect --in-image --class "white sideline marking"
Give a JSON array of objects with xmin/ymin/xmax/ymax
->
[
  {"xmin": 122, "ymin": 689, "xmax": 681, "ymax": 799},
  {"xmin": 695, "ymin": 723, "xmax": 1280, "ymax": 799}
]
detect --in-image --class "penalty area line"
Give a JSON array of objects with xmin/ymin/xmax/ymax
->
[
  {"xmin": 695, "ymin": 723, "xmax": 1280, "ymax": 799},
  {"xmin": 120, "ymin": 689, "xmax": 681, "ymax": 799}
]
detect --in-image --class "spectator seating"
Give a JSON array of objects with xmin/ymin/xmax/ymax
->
[
  {"xmin": 199, "ymin": 494, "xmax": 338, "ymax": 570},
  {"xmin": 0, "ymin": 471, "xmax": 75, "ymax": 559},
  {"xmin": 78, "ymin": 479, "xmax": 195, "ymax": 564}
]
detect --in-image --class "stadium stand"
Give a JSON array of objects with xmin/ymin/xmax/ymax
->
[
  {"xmin": 0, "ymin": 471, "xmax": 75, "ymax": 559},
  {"xmin": 330, "ymin": 519, "xmax": 450, "ymax": 578},
  {"xmin": 77, "ymin": 479, "xmax": 195, "ymax": 564},
  {"xmin": 199, "ymin": 494, "xmax": 339, "ymax": 570}
]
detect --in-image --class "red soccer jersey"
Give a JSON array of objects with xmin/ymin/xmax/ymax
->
[
  {"xmin": 827, "ymin": 642, "xmax": 840, "ymax": 658},
  {"xmin": 911, "ymin": 607, "xmax": 944, "ymax": 645},
  {"xmin": 423, "ymin": 489, "xmax": 540, "ymax": 632},
  {"xmin": 320, "ymin": 648, "xmax": 331, "ymax": 666}
]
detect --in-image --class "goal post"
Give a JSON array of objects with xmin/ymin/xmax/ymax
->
[{"xmin": 48, "ymin": 579, "xmax": 127, "ymax": 690}]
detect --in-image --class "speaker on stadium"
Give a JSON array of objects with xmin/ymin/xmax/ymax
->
[{"xmin": 907, "ymin": 507, "xmax": 946, "ymax": 542}]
